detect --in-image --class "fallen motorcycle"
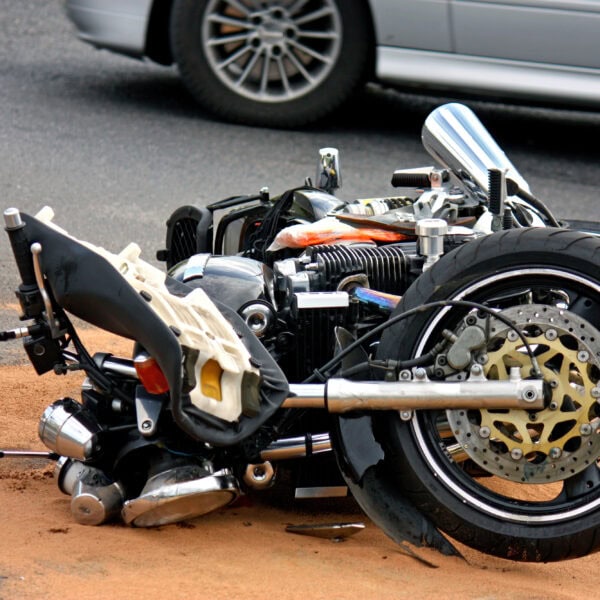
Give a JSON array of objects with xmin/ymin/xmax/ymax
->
[{"xmin": 2, "ymin": 103, "xmax": 600, "ymax": 563}]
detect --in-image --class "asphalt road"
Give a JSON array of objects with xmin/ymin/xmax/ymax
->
[{"xmin": 1, "ymin": 0, "xmax": 600, "ymax": 318}]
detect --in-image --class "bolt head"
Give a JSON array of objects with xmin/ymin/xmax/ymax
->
[
  {"xmin": 476, "ymin": 353, "xmax": 489, "ymax": 365},
  {"xmin": 414, "ymin": 368, "xmax": 427, "ymax": 380},
  {"xmin": 400, "ymin": 411, "xmax": 412, "ymax": 422},
  {"xmin": 549, "ymin": 447, "xmax": 562, "ymax": 459},
  {"xmin": 577, "ymin": 350, "xmax": 590, "ymax": 363},
  {"xmin": 470, "ymin": 364, "xmax": 483, "ymax": 376},
  {"xmin": 510, "ymin": 448, "xmax": 523, "ymax": 461}
]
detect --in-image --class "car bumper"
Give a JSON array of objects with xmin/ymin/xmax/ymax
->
[{"xmin": 65, "ymin": 0, "xmax": 154, "ymax": 57}]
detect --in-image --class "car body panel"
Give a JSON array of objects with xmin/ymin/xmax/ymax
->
[
  {"xmin": 65, "ymin": 0, "xmax": 153, "ymax": 57},
  {"xmin": 367, "ymin": 0, "xmax": 452, "ymax": 51},
  {"xmin": 64, "ymin": 0, "xmax": 600, "ymax": 108},
  {"xmin": 452, "ymin": 0, "xmax": 600, "ymax": 69}
]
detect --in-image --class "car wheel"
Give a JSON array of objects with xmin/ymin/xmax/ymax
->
[{"xmin": 170, "ymin": 0, "xmax": 371, "ymax": 127}]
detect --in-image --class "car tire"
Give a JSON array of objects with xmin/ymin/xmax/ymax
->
[{"xmin": 170, "ymin": 0, "xmax": 372, "ymax": 128}]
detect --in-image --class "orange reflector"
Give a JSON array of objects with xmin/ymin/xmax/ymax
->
[
  {"xmin": 134, "ymin": 354, "xmax": 169, "ymax": 395},
  {"xmin": 201, "ymin": 359, "xmax": 223, "ymax": 402}
]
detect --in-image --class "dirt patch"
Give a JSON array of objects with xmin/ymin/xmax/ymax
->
[{"xmin": 0, "ymin": 328, "xmax": 595, "ymax": 599}]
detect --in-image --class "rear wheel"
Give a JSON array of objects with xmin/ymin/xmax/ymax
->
[
  {"xmin": 377, "ymin": 228, "xmax": 600, "ymax": 561},
  {"xmin": 170, "ymin": 0, "xmax": 371, "ymax": 127}
]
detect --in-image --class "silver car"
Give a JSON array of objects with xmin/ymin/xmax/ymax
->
[{"xmin": 66, "ymin": 0, "xmax": 600, "ymax": 127}]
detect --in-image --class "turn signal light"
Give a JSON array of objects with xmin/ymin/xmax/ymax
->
[{"xmin": 134, "ymin": 353, "xmax": 169, "ymax": 395}]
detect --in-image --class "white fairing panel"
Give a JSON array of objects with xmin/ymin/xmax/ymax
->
[{"xmin": 35, "ymin": 207, "xmax": 259, "ymax": 423}]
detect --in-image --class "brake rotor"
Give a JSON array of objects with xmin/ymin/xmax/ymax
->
[{"xmin": 446, "ymin": 304, "xmax": 600, "ymax": 483}]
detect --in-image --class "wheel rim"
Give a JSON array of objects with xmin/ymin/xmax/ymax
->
[
  {"xmin": 202, "ymin": 0, "xmax": 342, "ymax": 103},
  {"xmin": 410, "ymin": 267, "xmax": 600, "ymax": 524}
]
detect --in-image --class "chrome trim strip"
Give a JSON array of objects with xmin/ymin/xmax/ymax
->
[{"xmin": 376, "ymin": 47, "xmax": 600, "ymax": 105}]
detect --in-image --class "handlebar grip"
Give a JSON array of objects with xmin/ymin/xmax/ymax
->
[
  {"xmin": 4, "ymin": 208, "xmax": 37, "ymax": 288},
  {"xmin": 391, "ymin": 171, "xmax": 432, "ymax": 189}
]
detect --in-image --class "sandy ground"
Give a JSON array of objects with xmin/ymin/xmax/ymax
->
[{"xmin": 0, "ymin": 325, "xmax": 597, "ymax": 600}]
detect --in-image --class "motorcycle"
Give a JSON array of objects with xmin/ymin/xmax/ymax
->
[{"xmin": 2, "ymin": 103, "xmax": 600, "ymax": 563}]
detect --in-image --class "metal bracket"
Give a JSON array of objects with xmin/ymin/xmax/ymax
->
[{"xmin": 135, "ymin": 388, "xmax": 164, "ymax": 437}]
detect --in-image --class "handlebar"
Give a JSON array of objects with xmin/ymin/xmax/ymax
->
[
  {"xmin": 4, "ymin": 209, "xmax": 37, "ymax": 286},
  {"xmin": 3, "ymin": 208, "xmax": 43, "ymax": 319}
]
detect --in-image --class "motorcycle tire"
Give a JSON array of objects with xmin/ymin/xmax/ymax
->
[
  {"xmin": 169, "ymin": 0, "xmax": 371, "ymax": 128},
  {"xmin": 376, "ymin": 227, "xmax": 600, "ymax": 561}
]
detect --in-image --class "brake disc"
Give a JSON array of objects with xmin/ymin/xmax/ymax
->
[{"xmin": 446, "ymin": 304, "xmax": 600, "ymax": 483}]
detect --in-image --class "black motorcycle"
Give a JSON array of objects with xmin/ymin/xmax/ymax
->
[{"xmin": 2, "ymin": 103, "xmax": 600, "ymax": 562}]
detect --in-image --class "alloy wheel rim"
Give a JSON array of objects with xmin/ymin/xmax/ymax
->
[
  {"xmin": 411, "ymin": 268, "xmax": 600, "ymax": 523},
  {"xmin": 202, "ymin": 0, "xmax": 342, "ymax": 103}
]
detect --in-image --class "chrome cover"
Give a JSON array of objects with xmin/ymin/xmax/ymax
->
[
  {"xmin": 38, "ymin": 398, "xmax": 102, "ymax": 461},
  {"xmin": 122, "ymin": 466, "xmax": 239, "ymax": 527}
]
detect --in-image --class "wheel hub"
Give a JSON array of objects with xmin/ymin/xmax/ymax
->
[
  {"xmin": 447, "ymin": 304, "xmax": 600, "ymax": 483},
  {"xmin": 254, "ymin": 9, "xmax": 294, "ymax": 45}
]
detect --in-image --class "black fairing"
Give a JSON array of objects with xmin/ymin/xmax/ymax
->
[
  {"xmin": 331, "ymin": 413, "xmax": 459, "ymax": 556},
  {"xmin": 329, "ymin": 327, "xmax": 459, "ymax": 556},
  {"xmin": 20, "ymin": 213, "xmax": 289, "ymax": 446}
]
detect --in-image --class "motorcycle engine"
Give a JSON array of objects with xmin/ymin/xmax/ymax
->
[
  {"xmin": 269, "ymin": 242, "xmax": 417, "ymax": 381},
  {"xmin": 171, "ymin": 241, "xmax": 419, "ymax": 382}
]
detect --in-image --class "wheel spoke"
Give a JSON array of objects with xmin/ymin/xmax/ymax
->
[
  {"xmin": 221, "ymin": 0, "xmax": 252, "ymax": 16},
  {"xmin": 297, "ymin": 29, "xmax": 339, "ymax": 40},
  {"xmin": 294, "ymin": 6, "xmax": 335, "ymax": 26},
  {"xmin": 207, "ymin": 14, "xmax": 254, "ymax": 29},
  {"xmin": 216, "ymin": 45, "xmax": 253, "ymax": 70},
  {"xmin": 207, "ymin": 32, "xmax": 253, "ymax": 47},
  {"xmin": 535, "ymin": 347, "xmax": 558, "ymax": 366},
  {"xmin": 283, "ymin": 48, "xmax": 314, "ymax": 83},
  {"xmin": 288, "ymin": 0, "xmax": 311, "ymax": 16},
  {"xmin": 259, "ymin": 52, "xmax": 271, "ymax": 95},
  {"xmin": 236, "ymin": 48, "xmax": 262, "ymax": 87},
  {"xmin": 276, "ymin": 57, "xmax": 292, "ymax": 96},
  {"xmin": 288, "ymin": 39, "xmax": 332, "ymax": 65}
]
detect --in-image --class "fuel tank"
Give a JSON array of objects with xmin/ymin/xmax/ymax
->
[{"xmin": 169, "ymin": 254, "xmax": 276, "ymax": 312}]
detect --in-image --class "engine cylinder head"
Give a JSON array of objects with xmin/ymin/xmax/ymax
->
[{"xmin": 305, "ymin": 244, "xmax": 410, "ymax": 295}]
